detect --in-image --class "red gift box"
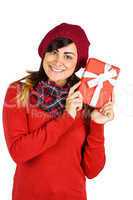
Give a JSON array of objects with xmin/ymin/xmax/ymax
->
[{"xmin": 75, "ymin": 58, "xmax": 120, "ymax": 108}]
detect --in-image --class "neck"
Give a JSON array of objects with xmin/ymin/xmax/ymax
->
[{"xmin": 48, "ymin": 79, "xmax": 67, "ymax": 87}]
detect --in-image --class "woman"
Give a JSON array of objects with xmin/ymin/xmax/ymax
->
[{"xmin": 2, "ymin": 23, "xmax": 114, "ymax": 200}]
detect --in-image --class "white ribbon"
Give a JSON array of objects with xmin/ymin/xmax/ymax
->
[{"xmin": 75, "ymin": 63, "xmax": 117, "ymax": 107}]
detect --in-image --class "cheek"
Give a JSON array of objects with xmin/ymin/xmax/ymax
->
[
  {"xmin": 64, "ymin": 64, "xmax": 77, "ymax": 76},
  {"xmin": 42, "ymin": 60, "xmax": 47, "ymax": 69},
  {"xmin": 43, "ymin": 55, "xmax": 51, "ymax": 67},
  {"xmin": 46, "ymin": 56, "xmax": 55, "ymax": 62},
  {"xmin": 67, "ymin": 61, "xmax": 77, "ymax": 71},
  {"xmin": 42, "ymin": 60, "xmax": 50, "ymax": 75},
  {"xmin": 68, "ymin": 65, "xmax": 76, "ymax": 73},
  {"xmin": 43, "ymin": 54, "xmax": 55, "ymax": 65}
]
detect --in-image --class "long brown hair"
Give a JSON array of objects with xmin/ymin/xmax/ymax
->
[{"xmin": 12, "ymin": 37, "xmax": 94, "ymax": 133}]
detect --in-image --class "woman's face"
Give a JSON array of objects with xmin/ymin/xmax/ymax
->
[{"xmin": 43, "ymin": 43, "xmax": 78, "ymax": 86}]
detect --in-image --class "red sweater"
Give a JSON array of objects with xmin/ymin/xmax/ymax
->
[{"xmin": 2, "ymin": 83, "xmax": 106, "ymax": 200}]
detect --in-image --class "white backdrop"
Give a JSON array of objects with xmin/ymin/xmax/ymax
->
[{"xmin": 0, "ymin": 0, "xmax": 133, "ymax": 199}]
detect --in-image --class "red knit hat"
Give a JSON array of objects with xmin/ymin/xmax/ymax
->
[{"xmin": 38, "ymin": 23, "xmax": 90, "ymax": 69}]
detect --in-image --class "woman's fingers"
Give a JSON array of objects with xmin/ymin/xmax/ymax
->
[
  {"xmin": 101, "ymin": 104, "xmax": 113, "ymax": 112},
  {"xmin": 67, "ymin": 82, "xmax": 83, "ymax": 108},
  {"xmin": 103, "ymin": 101, "xmax": 113, "ymax": 107},
  {"xmin": 100, "ymin": 104, "xmax": 114, "ymax": 119},
  {"xmin": 99, "ymin": 98, "xmax": 114, "ymax": 119},
  {"xmin": 68, "ymin": 81, "xmax": 81, "ymax": 96},
  {"xmin": 67, "ymin": 90, "xmax": 83, "ymax": 101},
  {"xmin": 65, "ymin": 81, "xmax": 82, "ymax": 118},
  {"xmin": 100, "ymin": 90, "xmax": 115, "ymax": 111},
  {"xmin": 111, "ymin": 90, "xmax": 115, "ymax": 104},
  {"xmin": 68, "ymin": 96, "xmax": 83, "ymax": 107},
  {"xmin": 67, "ymin": 97, "xmax": 83, "ymax": 111},
  {"xmin": 91, "ymin": 93, "xmax": 115, "ymax": 123},
  {"xmin": 99, "ymin": 101, "xmax": 114, "ymax": 112},
  {"xmin": 103, "ymin": 108, "xmax": 113, "ymax": 116}
]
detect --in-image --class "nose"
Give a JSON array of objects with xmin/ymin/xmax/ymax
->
[{"xmin": 54, "ymin": 55, "xmax": 64, "ymax": 66}]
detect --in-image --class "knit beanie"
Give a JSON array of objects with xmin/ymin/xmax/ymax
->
[{"xmin": 38, "ymin": 23, "xmax": 90, "ymax": 70}]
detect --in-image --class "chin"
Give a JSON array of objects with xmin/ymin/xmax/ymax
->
[{"xmin": 48, "ymin": 76, "xmax": 63, "ymax": 82}]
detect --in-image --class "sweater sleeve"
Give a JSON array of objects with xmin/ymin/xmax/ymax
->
[
  {"xmin": 81, "ymin": 120, "xmax": 106, "ymax": 179},
  {"xmin": 2, "ymin": 83, "xmax": 75, "ymax": 164}
]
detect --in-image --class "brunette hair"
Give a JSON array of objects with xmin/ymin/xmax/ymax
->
[{"xmin": 12, "ymin": 37, "xmax": 94, "ymax": 134}]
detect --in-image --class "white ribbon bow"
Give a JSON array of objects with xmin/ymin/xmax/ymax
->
[{"xmin": 75, "ymin": 63, "xmax": 117, "ymax": 107}]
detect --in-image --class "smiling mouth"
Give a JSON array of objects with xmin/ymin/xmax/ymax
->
[{"xmin": 49, "ymin": 65, "xmax": 65, "ymax": 72}]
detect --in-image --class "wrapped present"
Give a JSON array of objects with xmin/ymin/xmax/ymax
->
[{"xmin": 75, "ymin": 58, "xmax": 120, "ymax": 108}]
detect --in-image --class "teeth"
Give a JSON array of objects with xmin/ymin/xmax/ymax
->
[
  {"xmin": 50, "ymin": 65, "xmax": 65, "ymax": 72},
  {"xmin": 52, "ymin": 68, "xmax": 63, "ymax": 72}
]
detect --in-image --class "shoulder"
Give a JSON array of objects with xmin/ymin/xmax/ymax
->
[
  {"xmin": 4, "ymin": 81, "xmax": 24, "ymax": 104},
  {"xmin": 5, "ymin": 81, "xmax": 23, "ymax": 95}
]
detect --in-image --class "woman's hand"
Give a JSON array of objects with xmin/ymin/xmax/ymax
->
[
  {"xmin": 91, "ymin": 92, "xmax": 115, "ymax": 124},
  {"xmin": 65, "ymin": 81, "xmax": 83, "ymax": 119}
]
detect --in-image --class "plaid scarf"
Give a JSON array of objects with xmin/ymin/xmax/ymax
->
[{"xmin": 30, "ymin": 79, "xmax": 71, "ymax": 118}]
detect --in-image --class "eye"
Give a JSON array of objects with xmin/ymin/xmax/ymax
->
[
  {"xmin": 65, "ymin": 55, "xmax": 73, "ymax": 60},
  {"xmin": 50, "ymin": 50, "xmax": 58, "ymax": 55}
]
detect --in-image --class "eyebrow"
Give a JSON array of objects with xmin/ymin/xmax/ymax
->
[
  {"xmin": 64, "ymin": 52, "xmax": 76, "ymax": 56},
  {"xmin": 56, "ymin": 49, "xmax": 76, "ymax": 56}
]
